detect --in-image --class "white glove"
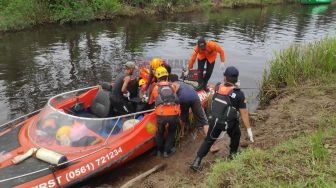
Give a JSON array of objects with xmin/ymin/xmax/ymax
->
[
  {"xmin": 123, "ymin": 91, "xmax": 130, "ymax": 100},
  {"xmin": 184, "ymin": 69, "xmax": 189, "ymax": 76},
  {"xmin": 247, "ymin": 128, "xmax": 254, "ymax": 143},
  {"xmin": 220, "ymin": 63, "xmax": 225, "ymax": 71},
  {"xmin": 142, "ymin": 94, "xmax": 149, "ymax": 103}
]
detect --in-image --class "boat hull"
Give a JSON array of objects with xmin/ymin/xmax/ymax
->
[{"xmin": 0, "ymin": 84, "xmax": 212, "ymax": 188}]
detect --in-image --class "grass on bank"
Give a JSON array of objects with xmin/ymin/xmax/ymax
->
[
  {"xmin": 260, "ymin": 36, "xmax": 336, "ymax": 105},
  {"xmin": 206, "ymin": 113, "xmax": 336, "ymax": 188},
  {"xmin": 0, "ymin": 0, "xmax": 295, "ymax": 32}
]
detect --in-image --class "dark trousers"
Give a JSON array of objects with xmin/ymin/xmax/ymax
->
[
  {"xmin": 197, "ymin": 119, "xmax": 241, "ymax": 158},
  {"xmin": 197, "ymin": 59, "xmax": 215, "ymax": 86},
  {"xmin": 110, "ymin": 97, "xmax": 134, "ymax": 115},
  {"xmin": 180, "ymin": 100, "xmax": 208, "ymax": 127},
  {"xmin": 155, "ymin": 115, "xmax": 179, "ymax": 153}
]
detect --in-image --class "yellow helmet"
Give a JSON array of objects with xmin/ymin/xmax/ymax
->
[
  {"xmin": 56, "ymin": 126, "xmax": 71, "ymax": 141},
  {"xmin": 150, "ymin": 58, "xmax": 163, "ymax": 70},
  {"xmin": 138, "ymin": 79, "xmax": 146, "ymax": 87},
  {"xmin": 155, "ymin": 66, "xmax": 168, "ymax": 79}
]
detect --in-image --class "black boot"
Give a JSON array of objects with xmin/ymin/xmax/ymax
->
[{"xmin": 190, "ymin": 156, "xmax": 202, "ymax": 171}]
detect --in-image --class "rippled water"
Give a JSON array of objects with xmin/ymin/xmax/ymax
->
[{"xmin": 0, "ymin": 4, "xmax": 335, "ymax": 124}]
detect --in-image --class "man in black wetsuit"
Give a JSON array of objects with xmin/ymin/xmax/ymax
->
[
  {"xmin": 110, "ymin": 61, "xmax": 137, "ymax": 115},
  {"xmin": 190, "ymin": 66, "xmax": 254, "ymax": 171}
]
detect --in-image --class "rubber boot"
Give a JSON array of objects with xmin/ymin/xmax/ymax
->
[{"xmin": 190, "ymin": 156, "xmax": 202, "ymax": 171}]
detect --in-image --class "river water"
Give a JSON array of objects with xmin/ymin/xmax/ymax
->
[{"xmin": 0, "ymin": 4, "xmax": 335, "ymax": 124}]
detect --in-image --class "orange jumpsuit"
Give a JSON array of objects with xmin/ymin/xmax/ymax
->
[{"xmin": 188, "ymin": 41, "xmax": 225, "ymax": 69}]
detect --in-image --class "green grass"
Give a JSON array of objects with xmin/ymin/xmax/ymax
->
[
  {"xmin": 260, "ymin": 37, "xmax": 336, "ymax": 105},
  {"xmin": 206, "ymin": 113, "xmax": 336, "ymax": 188}
]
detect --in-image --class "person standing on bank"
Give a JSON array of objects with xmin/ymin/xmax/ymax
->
[
  {"xmin": 190, "ymin": 66, "xmax": 254, "ymax": 171},
  {"xmin": 187, "ymin": 37, "xmax": 225, "ymax": 90},
  {"xmin": 110, "ymin": 61, "xmax": 137, "ymax": 115},
  {"xmin": 148, "ymin": 66, "xmax": 180, "ymax": 157}
]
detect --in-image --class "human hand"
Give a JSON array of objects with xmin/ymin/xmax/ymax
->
[
  {"xmin": 184, "ymin": 69, "xmax": 189, "ymax": 76},
  {"xmin": 142, "ymin": 94, "xmax": 149, "ymax": 103},
  {"xmin": 123, "ymin": 91, "xmax": 130, "ymax": 100},
  {"xmin": 247, "ymin": 128, "xmax": 254, "ymax": 142}
]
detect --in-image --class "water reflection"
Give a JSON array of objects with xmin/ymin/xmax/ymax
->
[{"xmin": 0, "ymin": 4, "xmax": 335, "ymax": 124}]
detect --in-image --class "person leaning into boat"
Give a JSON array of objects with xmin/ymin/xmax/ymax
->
[
  {"xmin": 168, "ymin": 74, "xmax": 209, "ymax": 138},
  {"xmin": 190, "ymin": 66, "xmax": 254, "ymax": 171},
  {"xmin": 148, "ymin": 66, "xmax": 180, "ymax": 158},
  {"xmin": 187, "ymin": 37, "xmax": 225, "ymax": 91},
  {"xmin": 110, "ymin": 61, "xmax": 137, "ymax": 115},
  {"xmin": 143, "ymin": 58, "xmax": 172, "ymax": 92}
]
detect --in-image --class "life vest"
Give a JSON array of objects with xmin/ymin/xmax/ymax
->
[
  {"xmin": 209, "ymin": 83, "xmax": 238, "ymax": 124},
  {"xmin": 139, "ymin": 67, "xmax": 155, "ymax": 84},
  {"xmin": 154, "ymin": 82, "xmax": 180, "ymax": 116}
]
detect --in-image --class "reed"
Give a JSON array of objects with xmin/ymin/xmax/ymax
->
[{"xmin": 260, "ymin": 36, "xmax": 336, "ymax": 106}]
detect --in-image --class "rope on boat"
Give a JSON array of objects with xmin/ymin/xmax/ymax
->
[
  {"xmin": 103, "ymin": 117, "xmax": 121, "ymax": 145},
  {"xmin": 49, "ymin": 165, "xmax": 62, "ymax": 188}
]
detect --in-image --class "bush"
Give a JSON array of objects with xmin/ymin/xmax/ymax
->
[
  {"xmin": 49, "ymin": 0, "xmax": 94, "ymax": 23},
  {"xmin": 0, "ymin": 0, "xmax": 48, "ymax": 31},
  {"xmin": 92, "ymin": 0, "xmax": 122, "ymax": 18}
]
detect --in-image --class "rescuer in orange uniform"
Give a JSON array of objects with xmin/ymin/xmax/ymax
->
[
  {"xmin": 148, "ymin": 66, "xmax": 180, "ymax": 158},
  {"xmin": 187, "ymin": 37, "xmax": 225, "ymax": 90}
]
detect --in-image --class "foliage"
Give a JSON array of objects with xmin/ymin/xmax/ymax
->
[
  {"xmin": 48, "ymin": 0, "xmax": 95, "ymax": 23},
  {"xmin": 260, "ymin": 37, "xmax": 336, "ymax": 105},
  {"xmin": 207, "ymin": 114, "xmax": 336, "ymax": 187},
  {"xmin": 0, "ymin": 0, "xmax": 297, "ymax": 31},
  {"xmin": 93, "ymin": 0, "xmax": 122, "ymax": 18},
  {"xmin": 0, "ymin": 0, "xmax": 48, "ymax": 31}
]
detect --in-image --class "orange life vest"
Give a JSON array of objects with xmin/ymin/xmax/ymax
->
[{"xmin": 152, "ymin": 82, "xmax": 180, "ymax": 116}]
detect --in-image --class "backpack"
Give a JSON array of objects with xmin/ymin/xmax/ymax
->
[
  {"xmin": 209, "ymin": 83, "xmax": 238, "ymax": 125},
  {"xmin": 155, "ymin": 82, "xmax": 179, "ymax": 106}
]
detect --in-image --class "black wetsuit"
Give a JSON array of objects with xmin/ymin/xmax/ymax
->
[
  {"xmin": 111, "ymin": 73, "xmax": 133, "ymax": 115},
  {"xmin": 197, "ymin": 84, "xmax": 246, "ymax": 157}
]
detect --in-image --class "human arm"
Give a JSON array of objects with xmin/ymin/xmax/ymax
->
[
  {"xmin": 240, "ymin": 108, "xmax": 254, "ymax": 142},
  {"xmin": 215, "ymin": 42, "xmax": 225, "ymax": 63},
  {"xmin": 121, "ymin": 76, "xmax": 131, "ymax": 94},
  {"xmin": 238, "ymin": 93, "xmax": 254, "ymax": 142},
  {"xmin": 148, "ymin": 85, "xmax": 157, "ymax": 105},
  {"xmin": 144, "ymin": 69, "xmax": 154, "ymax": 91},
  {"xmin": 188, "ymin": 46, "xmax": 199, "ymax": 70}
]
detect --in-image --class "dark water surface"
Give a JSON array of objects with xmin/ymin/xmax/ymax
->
[{"xmin": 0, "ymin": 4, "xmax": 335, "ymax": 124}]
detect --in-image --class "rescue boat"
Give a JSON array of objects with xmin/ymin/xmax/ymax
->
[{"xmin": 0, "ymin": 79, "xmax": 213, "ymax": 187}]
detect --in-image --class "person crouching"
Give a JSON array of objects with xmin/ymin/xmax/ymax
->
[{"xmin": 148, "ymin": 66, "xmax": 180, "ymax": 157}]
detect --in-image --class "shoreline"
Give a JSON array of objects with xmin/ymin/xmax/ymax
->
[{"xmin": 0, "ymin": 0, "xmax": 297, "ymax": 33}]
